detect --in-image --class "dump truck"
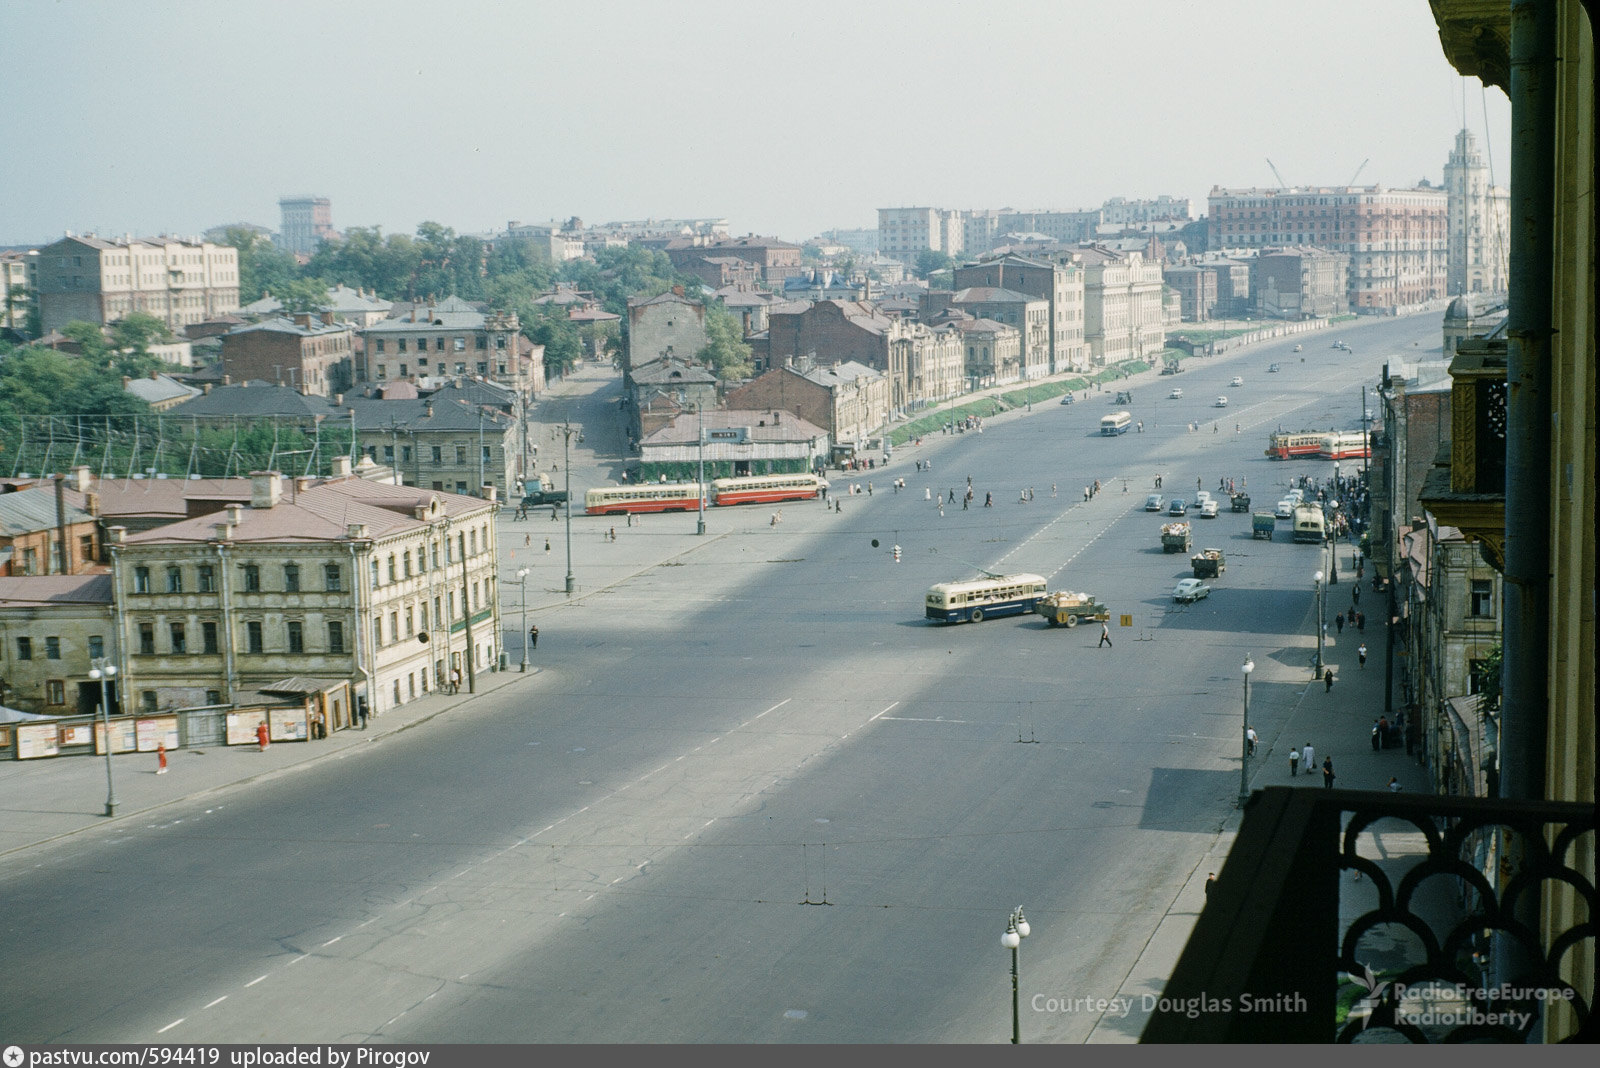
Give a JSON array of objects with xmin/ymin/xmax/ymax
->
[
  {"xmin": 1191, "ymin": 548, "xmax": 1226, "ymax": 578},
  {"xmin": 520, "ymin": 473, "xmax": 569, "ymax": 510},
  {"xmin": 1252, "ymin": 512, "xmax": 1276, "ymax": 540},
  {"xmin": 1035, "ymin": 590, "xmax": 1110, "ymax": 628},
  {"xmin": 1230, "ymin": 492, "xmax": 1252, "ymax": 512},
  {"xmin": 1160, "ymin": 522, "xmax": 1192, "ymax": 553}
]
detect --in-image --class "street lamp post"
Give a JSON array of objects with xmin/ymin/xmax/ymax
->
[
  {"xmin": 1002, "ymin": 906, "xmax": 1030, "ymax": 1044},
  {"xmin": 1314, "ymin": 570, "xmax": 1326, "ymax": 674},
  {"xmin": 696, "ymin": 405, "xmax": 707, "ymax": 537},
  {"xmin": 1239, "ymin": 656, "xmax": 1255, "ymax": 806},
  {"xmin": 88, "ymin": 660, "xmax": 118, "ymax": 817},
  {"xmin": 517, "ymin": 567, "xmax": 529, "ymax": 672},
  {"xmin": 1328, "ymin": 504, "xmax": 1339, "ymax": 585},
  {"xmin": 560, "ymin": 422, "xmax": 578, "ymax": 594}
]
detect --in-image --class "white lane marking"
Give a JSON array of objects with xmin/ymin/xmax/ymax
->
[
  {"xmin": 867, "ymin": 702, "xmax": 899, "ymax": 723},
  {"xmin": 879, "ymin": 716, "xmax": 980, "ymax": 724},
  {"xmin": 320, "ymin": 936, "xmax": 342, "ymax": 947},
  {"xmin": 204, "ymin": 997, "xmax": 227, "ymax": 1009},
  {"xmin": 157, "ymin": 1019, "xmax": 184, "ymax": 1034},
  {"xmin": 245, "ymin": 975, "xmax": 267, "ymax": 988},
  {"xmin": 285, "ymin": 955, "xmax": 307, "ymax": 966}
]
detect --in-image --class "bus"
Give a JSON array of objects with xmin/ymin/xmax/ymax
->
[
  {"xmin": 711, "ymin": 473, "xmax": 826, "ymax": 506},
  {"xmin": 925, "ymin": 573, "xmax": 1048, "ymax": 624},
  {"xmin": 1100, "ymin": 411, "xmax": 1133, "ymax": 436},
  {"xmin": 1265, "ymin": 430, "xmax": 1326, "ymax": 459},
  {"xmin": 1318, "ymin": 430, "xmax": 1370, "ymax": 461},
  {"xmin": 585, "ymin": 483, "xmax": 705, "ymax": 515}
]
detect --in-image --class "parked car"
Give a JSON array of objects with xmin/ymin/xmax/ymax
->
[
  {"xmin": 1173, "ymin": 578, "xmax": 1211, "ymax": 603},
  {"xmin": 1145, "ymin": 494, "xmax": 1165, "ymax": 512},
  {"xmin": 1215, "ymin": 395, "xmax": 1229, "ymax": 407},
  {"xmin": 1275, "ymin": 499, "xmax": 1297, "ymax": 519},
  {"xmin": 1194, "ymin": 490, "xmax": 1213, "ymax": 505},
  {"xmin": 1268, "ymin": 363, "xmax": 1282, "ymax": 373},
  {"xmin": 1199, "ymin": 499, "xmax": 1220, "ymax": 518},
  {"xmin": 1059, "ymin": 393, "xmax": 1074, "ymax": 405},
  {"xmin": 1230, "ymin": 376, "xmax": 1244, "ymax": 387},
  {"xmin": 1169, "ymin": 388, "xmax": 1184, "ymax": 399},
  {"xmin": 1293, "ymin": 344, "xmax": 1302, "ymax": 352},
  {"xmin": 1168, "ymin": 498, "xmax": 1188, "ymax": 516}
]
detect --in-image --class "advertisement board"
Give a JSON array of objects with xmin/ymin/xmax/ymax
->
[
  {"xmin": 135, "ymin": 716, "xmax": 179, "ymax": 752},
  {"xmin": 15, "ymin": 723, "xmax": 60, "ymax": 760},
  {"xmin": 268, "ymin": 706, "xmax": 309, "ymax": 741},
  {"xmin": 95, "ymin": 718, "xmax": 138, "ymax": 755}
]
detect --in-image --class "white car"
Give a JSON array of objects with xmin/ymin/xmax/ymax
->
[
  {"xmin": 1199, "ymin": 499, "xmax": 1220, "ymax": 518},
  {"xmin": 1230, "ymin": 376, "xmax": 1244, "ymax": 387},
  {"xmin": 1145, "ymin": 494, "xmax": 1165, "ymax": 511},
  {"xmin": 1173, "ymin": 578, "xmax": 1211, "ymax": 603},
  {"xmin": 1215, "ymin": 396, "xmax": 1229, "ymax": 407},
  {"xmin": 1275, "ymin": 499, "xmax": 1296, "ymax": 519},
  {"xmin": 1168, "ymin": 388, "xmax": 1184, "ymax": 399}
]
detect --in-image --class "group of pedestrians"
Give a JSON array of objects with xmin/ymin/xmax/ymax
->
[{"xmin": 1286, "ymin": 743, "xmax": 1337, "ymax": 788}]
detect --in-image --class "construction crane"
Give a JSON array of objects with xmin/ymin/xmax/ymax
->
[
  {"xmin": 1266, "ymin": 158, "xmax": 1289, "ymax": 190},
  {"xmin": 1347, "ymin": 158, "xmax": 1370, "ymax": 186}
]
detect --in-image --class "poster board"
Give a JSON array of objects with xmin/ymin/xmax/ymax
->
[
  {"xmin": 61, "ymin": 724, "xmax": 94, "ymax": 747},
  {"xmin": 15, "ymin": 723, "xmax": 60, "ymax": 760},
  {"xmin": 94, "ymin": 718, "xmax": 138, "ymax": 755},
  {"xmin": 268, "ymin": 706, "xmax": 309, "ymax": 742},
  {"xmin": 225, "ymin": 711, "xmax": 264, "ymax": 746},
  {"xmin": 135, "ymin": 716, "xmax": 179, "ymax": 752}
]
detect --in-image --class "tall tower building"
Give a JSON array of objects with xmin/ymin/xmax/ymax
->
[
  {"xmin": 278, "ymin": 196, "xmax": 334, "ymax": 257},
  {"xmin": 1441, "ymin": 129, "xmax": 1509, "ymax": 297}
]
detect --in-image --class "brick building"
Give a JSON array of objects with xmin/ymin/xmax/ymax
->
[
  {"xmin": 953, "ymin": 255, "xmax": 1087, "ymax": 373},
  {"xmin": 626, "ymin": 290, "xmax": 708, "ymax": 376},
  {"xmin": 221, "ymin": 313, "xmax": 356, "ymax": 396},
  {"xmin": 1162, "ymin": 265, "xmax": 1219, "ymax": 321},
  {"xmin": 724, "ymin": 361, "xmax": 890, "ymax": 460},
  {"xmin": 1250, "ymin": 246, "xmax": 1350, "ymax": 319}
]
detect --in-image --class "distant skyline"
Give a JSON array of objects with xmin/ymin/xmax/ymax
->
[{"xmin": 1, "ymin": 0, "xmax": 1512, "ymax": 247}]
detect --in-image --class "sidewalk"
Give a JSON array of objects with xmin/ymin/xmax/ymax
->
[
  {"xmin": 0, "ymin": 663, "xmax": 539, "ymax": 859},
  {"xmin": 1089, "ymin": 560, "xmax": 1434, "ymax": 1042}
]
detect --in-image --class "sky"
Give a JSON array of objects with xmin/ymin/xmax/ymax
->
[{"xmin": 0, "ymin": 0, "xmax": 1512, "ymax": 247}]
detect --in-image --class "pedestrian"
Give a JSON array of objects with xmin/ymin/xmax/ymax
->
[
  {"xmin": 1204, "ymin": 872, "xmax": 1216, "ymax": 899},
  {"xmin": 1051, "ymin": 483, "xmax": 1057, "ymax": 497},
  {"xmin": 1302, "ymin": 742, "xmax": 1315, "ymax": 771},
  {"xmin": 1371, "ymin": 720, "xmax": 1382, "ymax": 751},
  {"xmin": 313, "ymin": 709, "xmax": 326, "ymax": 739},
  {"xmin": 1388, "ymin": 777, "xmax": 1402, "ymax": 792},
  {"xmin": 1083, "ymin": 486, "xmax": 1090, "ymax": 502},
  {"xmin": 1356, "ymin": 612, "xmax": 1365, "ymax": 631},
  {"xmin": 1353, "ymin": 584, "xmax": 1360, "ymax": 606},
  {"xmin": 925, "ymin": 487, "xmax": 932, "ymax": 500},
  {"xmin": 525, "ymin": 534, "xmax": 531, "ymax": 548},
  {"xmin": 984, "ymin": 492, "xmax": 993, "ymax": 507},
  {"xmin": 358, "ymin": 701, "xmax": 369, "ymax": 729},
  {"xmin": 1336, "ymin": 611, "xmax": 1345, "ymax": 634},
  {"xmin": 1247, "ymin": 726, "xmax": 1258, "ymax": 756},
  {"xmin": 1289, "ymin": 747, "xmax": 1301, "ymax": 776},
  {"xmin": 1322, "ymin": 757, "xmax": 1336, "ymax": 789},
  {"xmin": 949, "ymin": 488, "xmax": 956, "ymax": 503},
  {"xmin": 962, "ymin": 495, "xmax": 969, "ymax": 510},
  {"xmin": 528, "ymin": 624, "xmax": 539, "ymax": 651},
  {"xmin": 1324, "ymin": 667, "xmax": 1335, "ymax": 693},
  {"xmin": 545, "ymin": 538, "xmax": 551, "ymax": 553},
  {"xmin": 450, "ymin": 667, "xmax": 461, "ymax": 696},
  {"xmin": 1099, "ymin": 622, "xmax": 1112, "ymax": 648},
  {"xmin": 257, "ymin": 721, "xmax": 270, "ymax": 751},
  {"xmin": 157, "ymin": 742, "xmax": 168, "ymax": 774},
  {"xmin": 1358, "ymin": 643, "xmax": 1368, "ymax": 668}
]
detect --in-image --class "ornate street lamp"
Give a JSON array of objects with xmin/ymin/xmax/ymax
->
[
  {"xmin": 87, "ymin": 660, "xmax": 118, "ymax": 817},
  {"xmin": 1239, "ymin": 656, "xmax": 1255, "ymax": 806},
  {"xmin": 1002, "ymin": 906, "xmax": 1030, "ymax": 1043}
]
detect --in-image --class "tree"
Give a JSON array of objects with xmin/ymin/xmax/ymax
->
[
  {"xmin": 271, "ymin": 278, "xmax": 334, "ymax": 315},
  {"xmin": 223, "ymin": 227, "xmax": 301, "ymax": 303},
  {"xmin": 527, "ymin": 314, "xmax": 584, "ymax": 380},
  {"xmin": 697, "ymin": 305, "xmax": 753, "ymax": 381},
  {"xmin": 915, "ymin": 249, "xmax": 954, "ymax": 279}
]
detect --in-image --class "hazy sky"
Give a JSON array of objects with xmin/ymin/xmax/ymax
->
[{"xmin": 1, "ymin": 0, "xmax": 1511, "ymax": 246}]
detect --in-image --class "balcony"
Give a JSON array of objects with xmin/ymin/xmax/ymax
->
[
  {"xmin": 1418, "ymin": 336, "xmax": 1506, "ymax": 570},
  {"xmin": 1141, "ymin": 787, "xmax": 1593, "ymax": 1042}
]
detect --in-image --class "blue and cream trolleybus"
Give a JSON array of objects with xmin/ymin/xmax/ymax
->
[
  {"xmin": 925, "ymin": 573, "xmax": 1048, "ymax": 624},
  {"xmin": 1100, "ymin": 411, "xmax": 1133, "ymax": 435}
]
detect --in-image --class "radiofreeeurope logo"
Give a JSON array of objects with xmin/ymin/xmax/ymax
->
[{"xmin": 1349, "ymin": 963, "xmax": 1390, "ymax": 1020}]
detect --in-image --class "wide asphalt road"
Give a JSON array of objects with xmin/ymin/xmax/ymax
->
[{"xmin": 0, "ymin": 313, "xmax": 1437, "ymax": 1043}]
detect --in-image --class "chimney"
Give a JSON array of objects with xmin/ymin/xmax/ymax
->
[
  {"xmin": 149, "ymin": 369, "xmax": 159, "ymax": 380},
  {"xmin": 223, "ymin": 374, "xmax": 232, "ymax": 386},
  {"xmin": 331, "ymin": 455, "xmax": 352, "ymax": 478},
  {"xmin": 214, "ymin": 521, "xmax": 234, "ymax": 541},
  {"xmin": 203, "ymin": 383, "xmax": 213, "ymax": 394},
  {"xmin": 86, "ymin": 491, "xmax": 100, "ymax": 517},
  {"xmin": 333, "ymin": 393, "xmax": 343, "ymax": 406},
  {"xmin": 225, "ymin": 503, "xmax": 245, "ymax": 525},
  {"xmin": 249, "ymin": 471, "xmax": 282, "ymax": 509},
  {"xmin": 121, "ymin": 375, "xmax": 131, "ymax": 390},
  {"xmin": 72, "ymin": 465, "xmax": 92, "ymax": 492},
  {"xmin": 425, "ymin": 402, "xmax": 434, "ymax": 418},
  {"xmin": 108, "ymin": 525, "xmax": 126, "ymax": 544},
  {"xmin": 346, "ymin": 522, "xmax": 369, "ymax": 540},
  {"xmin": 482, "ymin": 485, "xmax": 498, "ymax": 503}
]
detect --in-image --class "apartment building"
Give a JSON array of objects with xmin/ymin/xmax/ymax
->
[
  {"xmin": 35, "ymin": 234, "xmax": 241, "ymax": 335},
  {"xmin": 945, "ymin": 287, "xmax": 1051, "ymax": 381},
  {"xmin": 360, "ymin": 297, "xmax": 533, "ymax": 398},
  {"xmin": 1067, "ymin": 245, "xmax": 1167, "ymax": 365},
  {"xmin": 0, "ymin": 574, "xmax": 117, "ymax": 715},
  {"xmin": 1250, "ymin": 246, "xmax": 1349, "ymax": 319},
  {"xmin": 278, "ymin": 196, "xmax": 334, "ymax": 258},
  {"xmin": 724, "ymin": 360, "xmax": 890, "ymax": 460},
  {"xmin": 1441, "ymin": 128, "xmax": 1510, "ymax": 296},
  {"xmin": 1, "ymin": 249, "xmax": 37, "ymax": 333},
  {"xmin": 626, "ymin": 289, "xmax": 708, "ymax": 376},
  {"xmin": 106, "ymin": 472, "xmax": 501, "ymax": 718},
  {"xmin": 953, "ymin": 255, "xmax": 1088, "ymax": 373},
  {"xmin": 1207, "ymin": 185, "xmax": 1449, "ymax": 313},
  {"xmin": 221, "ymin": 314, "xmax": 356, "ymax": 396}
]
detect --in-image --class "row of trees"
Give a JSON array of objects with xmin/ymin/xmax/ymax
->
[{"xmin": 227, "ymin": 224, "xmax": 752, "ymax": 381}]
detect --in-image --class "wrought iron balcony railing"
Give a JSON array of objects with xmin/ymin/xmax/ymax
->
[{"xmin": 1141, "ymin": 787, "xmax": 1594, "ymax": 1042}]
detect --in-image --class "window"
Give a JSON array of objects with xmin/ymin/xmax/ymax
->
[
  {"xmin": 88, "ymin": 634, "xmax": 104, "ymax": 659},
  {"xmin": 134, "ymin": 566, "xmax": 151, "ymax": 593},
  {"xmin": 419, "ymin": 601, "xmax": 429, "ymax": 630},
  {"xmin": 397, "ymin": 338, "xmax": 407, "ymax": 353},
  {"xmin": 287, "ymin": 621, "xmax": 304, "ymax": 654},
  {"xmin": 169, "ymin": 623, "xmax": 186, "ymax": 654},
  {"xmin": 1470, "ymin": 579, "xmax": 1494, "ymax": 617},
  {"xmin": 469, "ymin": 530, "xmax": 477, "ymax": 555},
  {"xmin": 456, "ymin": 446, "xmax": 467, "ymax": 464},
  {"xmin": 454, "ymin": 336, "xmax": 466, "ymax": 351},
  {"xmin": 43, "ymin": 635, "xmax": 62, "ymax": 660},
  {"xmin": 371, "ymin": 559, "xmax": 381, "ymax": 586},
  {"xmin": 80, "ymin": 534, "xmax": 95, "ymax": 563},
  {"xmin": 202, "ymin": 621, "xmax": 218, "ymax": 654},
  {"xmin": 197, "ymin": 564, "xmax": 215, "ymax": 592},
  {"xmin": 389, "ymin": 611, "xmax": 399, "ymax": 642},
  {"xmin": 403, "ymin": 551, "xmax": 412, "ymax": 577},
  {"xmin": 432, "ymin": 446, "xmax": 443, "ymax": 465},
  {"xmin": 402, "ymin": 446, "xmax": 413, "ymax": 464},
  {"xmin": 435, "ymin": 337, "xmax": 445, "ymax": 351},
  {"xmin": 482, "ymin": 445, "xmax": 492, "ymax": 463},
  {"xmin": 375, "ymin": 339, "xmax": 386, "ymax": 354},
  {"xmin": 242, "ymin": 564, "xmax": 261, "ymax": 592},
  {"xmin": 46, "ymin": 680, "xmax": 65, "ymax": 705},
  {"xmin": 405, "ymin": 606, "xmax": 414, "ymax": 636},
  {"xmin": 387, "ymin": 555, "xmax": 397, "ymax": 583},
  {"xmin": 373, "ymin": 615, "xmax": 383, "ymax": 648},
  {"xmin": 246, "ymin": 621, "xmax": 263, "ymax": 653},
  {"xmin": 139, "ymin": 623, "xmax": 155, "ymax": 655},
  {"xmin": 16, "ymin": 636, "xmax": 32, "ymax": 660},
  {"xmin": 327, "ymin": 621, "xmax": 345, "ymax": 654},
  {"xmin": 141, "ymin": 691, "xmax": 157, "ymax": 713},
  {"xmin": 384, "ymin": 445, "xmax": 396, "ymax": 464},
  {"xmin": 324, "ymin": 563, "xmax": 342, "ymax": 591},
  {"xmin": 22, "ymin": 547, "xmax": 38, "ymax": 575},
  {"xmin": 206, "ymin": 690, "xmax": 221, "ymax": 706}
]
